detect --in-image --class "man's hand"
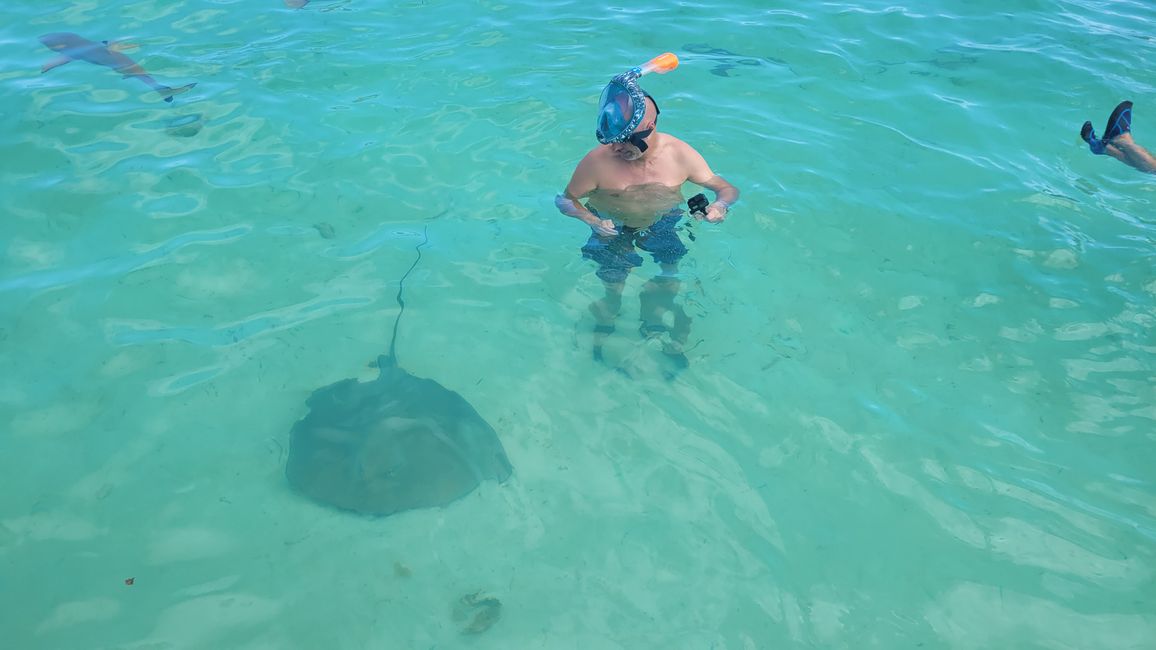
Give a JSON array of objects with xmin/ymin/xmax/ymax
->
[
  {"xmin": 703, "ymin": 202, "xmax": 728, "ymax": 223},
  {"xmin": 592, "ymin": 218, "xmax": 618, "ymax": 237}
]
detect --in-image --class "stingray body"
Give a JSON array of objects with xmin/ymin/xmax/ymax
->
[
  {"xmin": 38, "ymin": 32, "xmax": 196, "ymax": 102},
  {"xmin": 285, "ymin": 230, "xmax": 512, "ymax": 516}
]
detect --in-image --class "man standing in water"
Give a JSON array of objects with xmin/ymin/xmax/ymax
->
[{"xmin": 555, "ymin": 55, "xmax": 739, "ymax": 367}]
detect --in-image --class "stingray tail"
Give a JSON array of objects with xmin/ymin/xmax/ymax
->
[{"xmin": 386, "ymin": 226, "xmax": 430, "ymax": 366}]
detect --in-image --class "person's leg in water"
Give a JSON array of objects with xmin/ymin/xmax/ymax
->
[
  {"xmin": 581, "ymin": 227, "xmax": 643, "ymax": 361},
  {"xmin": 1104, "ymin": 133, "xmax": 1156, "ymax": 173},
  {"xmin": 639, "ymin": 265, "xmax": 692, "ymax": 367},
  {"xmin": 636, "ymin": 212, "xmax": 692, "ymax": 368},
  {"xmin": 1081, "ymin": 100, "xmax": 1156, "ymax": 173},
  {"xmin": 590, "ymin": 279, "xmax": 624, "ymax": 361}
]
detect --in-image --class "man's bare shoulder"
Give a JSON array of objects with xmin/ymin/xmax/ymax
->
[
  {"xmin": 565, "ymin": 146, "xmax": 617, "ymax": 196},
  {"xmin": 582, "ymin": 145, "xmax": 615, "ymax": 162},
  {"xmin": 657, "ymin": 133, "xmax": 702, "ymax": 158},
  {"xmin": 657, "ymin": 133, "xmax": 715, "ymax": 183},
  {"xmin": 579, "ymin": 145, "xmax": 625, "ymax": 176}
]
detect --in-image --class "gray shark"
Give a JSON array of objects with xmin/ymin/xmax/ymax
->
[{"xmin": 39, "ymin": 32, "xmax": 196, "ymax": 103}]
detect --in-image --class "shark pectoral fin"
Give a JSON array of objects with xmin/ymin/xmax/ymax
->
[{"xmin": 41, "ymin": 55, "xmax": 72, "ymax": 73}]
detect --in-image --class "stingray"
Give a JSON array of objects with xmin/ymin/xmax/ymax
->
[{"xmin": 285, "ymin": 229, "xmax": 512, "ymax": 515}]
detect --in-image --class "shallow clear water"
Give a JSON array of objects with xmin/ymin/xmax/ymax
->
[{"xmin": 1, "ymin": 0, "xmax": 1154, "ymax": 648}]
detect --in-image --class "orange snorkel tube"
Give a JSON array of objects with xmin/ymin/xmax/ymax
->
[
  {"xmin": 595, "ymin": 53, "xmax": 680, "ymax": 146},
  {"xmin": 637, "ymin": 52, "xmax": 679, "ymax": 76}
]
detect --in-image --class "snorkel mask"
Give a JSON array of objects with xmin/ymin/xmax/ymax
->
[{"xmin": 595, "ymin": 52, "xmax": 679, "ymax": 153}]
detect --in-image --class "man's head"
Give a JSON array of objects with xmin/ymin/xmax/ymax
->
[
  {"xmin": 609, "ymin": 94, "xmax": 659, "ymax": 161},
  {"xmin": 595, "ymin": 66, "xmax": 664, "ymax": 152}
]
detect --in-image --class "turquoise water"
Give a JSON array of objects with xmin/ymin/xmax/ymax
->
[{"xmin": 2, "ymin": 0, "xmax": 1154, "ymax": 647}]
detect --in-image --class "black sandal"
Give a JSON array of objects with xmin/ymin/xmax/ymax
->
[{"xmin": 592, "ymin": 324, "xmax": 615, "ymax": 362}]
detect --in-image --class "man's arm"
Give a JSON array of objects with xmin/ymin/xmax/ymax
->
[
  {"xmin": 556, "ymin": 153, "xmax": 617, "ymax": 236},
  {"xmin": 683, "ymin": 145, "xmax": 740, "ymax": 223}
]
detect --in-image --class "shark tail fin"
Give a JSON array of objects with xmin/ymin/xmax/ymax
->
[{"xmin": 159, "ymin": 82, "xmax": 197, "ymax": 103}]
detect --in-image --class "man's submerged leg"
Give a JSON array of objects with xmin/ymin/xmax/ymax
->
[
  {"xmin": 637, "ymin": 213, "xmax": 692, "ymax": 369},
  {"xmin": 581, "ymin": 229, "xmax": 641, "ymax": 362},
  {"xmin": 639, "ymin": 266, "xmax": 691, "ymax": 370},
  {"xmin": 590, "ymin": 280, "xmax": 624, "ymax": 362}
]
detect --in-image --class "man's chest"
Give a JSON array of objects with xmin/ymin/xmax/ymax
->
[{"xmin": 596, "ymin": 162, "xmax": 687, "ymax": 190}]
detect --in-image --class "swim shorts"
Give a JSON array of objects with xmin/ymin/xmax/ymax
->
[{"xmin": 580, "ymin": 209, "xmax": 689, "ymax": 283}]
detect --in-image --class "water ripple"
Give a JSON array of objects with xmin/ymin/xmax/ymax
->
[{"xmin": 0, "ymin": 225, "xmax": 249, "ymax": 292}]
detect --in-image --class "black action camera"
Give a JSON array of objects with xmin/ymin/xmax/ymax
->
[{"xmin": 687, "ymin": 193, "xmax": 708, "ymax": 217}]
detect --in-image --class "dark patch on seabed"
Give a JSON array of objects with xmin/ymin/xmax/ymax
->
[
  {"xmin": 682, "ymin": 43, "xmax": 794, "ymax": 78},
  {"xmin": 870, "ymin": 48, "xmax": 980, "ymax": 85}
]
